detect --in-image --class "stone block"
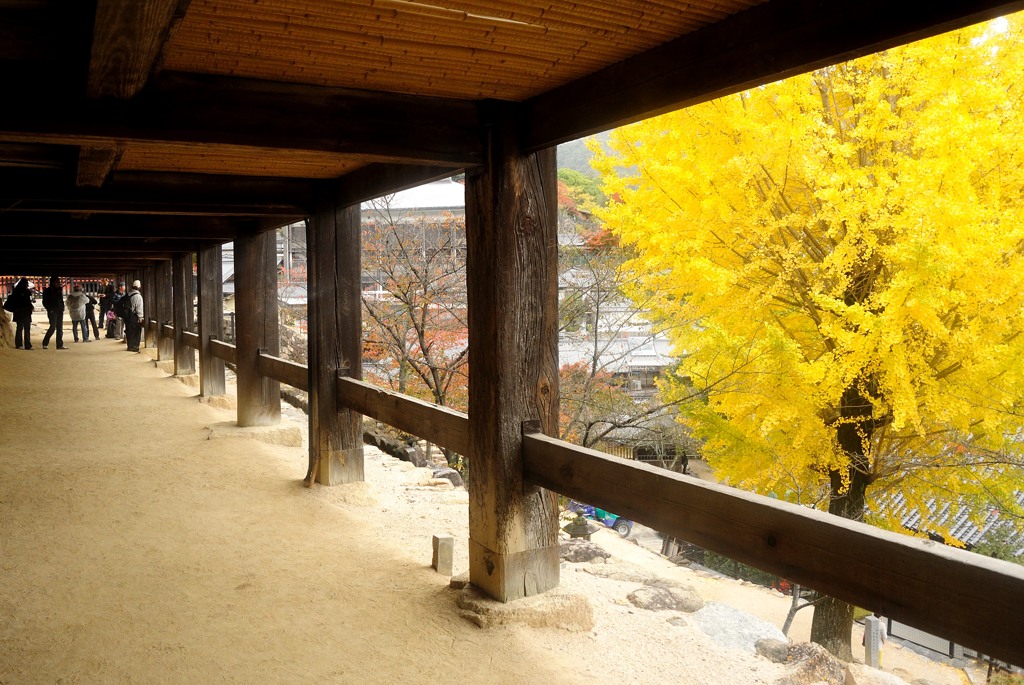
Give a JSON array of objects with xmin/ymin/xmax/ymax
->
[
  {"xmin": 455, "ymin": 584, "xmax": 594, "ymax": 631},
  {"xmin": 432, "ymin": 534, "xmax": 454, "ymax": 576}
]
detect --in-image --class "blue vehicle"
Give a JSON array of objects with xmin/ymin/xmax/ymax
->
[{"xmin": 568, "ymin": 500, "xmax": 633, "ymax": 537}]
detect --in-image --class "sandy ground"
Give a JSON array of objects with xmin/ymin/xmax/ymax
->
[{"xmin": 0, "ymin": 316, "xmax": 975, "ymax": 684}]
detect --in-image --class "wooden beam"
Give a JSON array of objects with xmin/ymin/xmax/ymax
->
[
  {"xmin": 464, "ymin": 106, "xmax": 560, "ymax": 602},
  {"xmin": 233, "ymin": 226, "xmax": 280, "ymax": 427},
  {"xmin": 525, "ymin": 0, "xmax": 1024, "ymax": 149},
  {"xmin": 76, "ymin": 147, "xmax": 122, "ymax": 188},
  {"xmin": 522, "ymin": 430, "xmax": 1024, "ymax": 666},
  {"xmin": 0, "ymin": 168, "xmax": 315, "ymax": 218},
  {"xmin": 87, "ymin": 0, "xmax": 189, "ymax": 100},
  {"xmin": 307, "ymin": 201, "xmax": 364, "ymax": 486},
  {"xmin": 336, "ymin": 376, "xmax": 470, "ymax": 458},
  {"xmin": 173, "ymin": 252, "xmax": 196, "ymax": 376},
  {"xmin": 0, "ymin": 4, "xmax": 94, "ymax": 85},
  {"xmin": 0, "ymin": 214, "xmax": 238, "ymax": 240},
  {"xmin": 0, "ymin": 256, "xmax": 177, "ymax": 274},
  {"xmin": 83, "ymin": 0, "xmax": 189, "ymax": 188},
  {"xmin": 1, "ymin": 71, "xmax": 483, "ymax": 167},
  {"xmin": 1, "ymin": 237, "xmax": 210, "ymax": 253}
]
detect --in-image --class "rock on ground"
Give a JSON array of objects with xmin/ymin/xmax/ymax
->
[
  {"xmin": 844, "ymin": 664, "xmax": 912, "ymax": 685},
  {"xmin": 560, "ymin": 538, "xmax": 612, "ymax": 563},
  {"xmin": 628, "ymin": 584, "xmax": 703, "ymax": 613},
  {"xmin": 686, "ymin": 601, "xmax": 789, "ymax": 654},
  {"xmin": 777, "ymin": 642, "xmax": 846, "ymax": 685},
  {"xmin": 757, "ymin": 638, "xmax": 792, "ymax": 663}
]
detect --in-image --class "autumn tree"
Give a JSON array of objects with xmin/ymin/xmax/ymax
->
[
  {"xmin": 362, "ymin": 196, "xmax": 468, "ymax": 467},
  {"xmin": 557, "ymin": 178, "xmax": 697, "ymax": 463},
  {"xmin": 591, "ymin": 15, "xmax": 1024, "ymax": 658}
]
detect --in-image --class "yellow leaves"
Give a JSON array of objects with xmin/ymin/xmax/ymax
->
[{"xmin": 591, "ymin": 13, "xmax": 1024, "ymax": 520}]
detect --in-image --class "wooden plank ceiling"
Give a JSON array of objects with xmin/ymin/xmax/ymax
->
[{"xmin": 1, "ymin": 0, "xmax": 1022, "ymax": 274}]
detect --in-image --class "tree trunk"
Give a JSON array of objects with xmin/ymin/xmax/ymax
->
[
  {"xmin": 810, "ymin": 384, "xmax": 874, "ymax": 660},
  {"xmin": 782, "ymin": 583, "xmax": 806, "ymax": 636}
]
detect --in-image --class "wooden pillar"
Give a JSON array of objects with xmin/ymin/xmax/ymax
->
[
  {"xmin": 234, "ymin": 226, "xmax": 280, "ymax": 427},
  {"xmin": 173, "ymin": 252, "xmax": 196, "ymax": 376},
  {"xmin": 464, "ymin": 110, "xmax": 560, "ymax": 601},
  {"xmin": 141, "ymin": 269, "xmax": 155, "ymax": 347},
  {"xmin": 154, "ymin": 260, "xmax": 174, "ymax": 360},
  {"xmin": 197, "ymin": 243, "xmax": 226, "ymax": 397},
  {"xmin": 307, "ymin": 204, "xmax": 364, "ymax": 485}
]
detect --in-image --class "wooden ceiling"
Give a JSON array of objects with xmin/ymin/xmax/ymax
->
[{"xmin": 1, "ymin": 0, "xmax": 1022, "ymax": 274}]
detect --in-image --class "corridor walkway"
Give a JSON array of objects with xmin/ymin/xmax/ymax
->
[{"xmin": 0, "ymin": 338, "xmax": 586, "ymax": 685}]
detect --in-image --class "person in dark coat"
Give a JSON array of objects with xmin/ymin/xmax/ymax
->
[
  {"xmin": 98, "ymin": 278, "xmax": 115, "ymax": 325},
  {"xmin": 84, "ymin": 290, "xmax": 100, "ymax": 339},
  {"xmin": 4, "ymin": 278, "xmax": 36, "ymax": 350},
  {"xmin": 41, "ymin": 276, "xmax": 67, "ymax": 350},
  {"xmin": 108, "ymin": 282, "xmax": 125, "ymax": 340}
]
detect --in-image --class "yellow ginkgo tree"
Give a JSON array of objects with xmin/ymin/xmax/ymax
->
[{"xmin": 591, "ymin": 14, "xmax": 1024, "ymax": 658}]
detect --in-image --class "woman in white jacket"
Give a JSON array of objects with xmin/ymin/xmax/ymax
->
[{"xmin": 65, "ymin": 285, "xmax": 91, "ymax": 342}]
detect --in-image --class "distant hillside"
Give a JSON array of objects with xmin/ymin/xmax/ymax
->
[{"xmin": 557, "ymin": 131, "xmax": 611, "ymax": 177}]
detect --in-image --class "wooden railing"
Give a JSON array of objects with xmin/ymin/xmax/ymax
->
[
  {"xmin": 158, "ymin": 328, "xmax": 1024, "ymax": 666},
  {"xmin": 258, "ymin": 352, "xmax": 308, "ymax": 391},
  {"xmin": 336, "ymin": 376, "xmax": 470, "ymax": 457},
  {"xmin": 521, "ymin": 428, "xmax": 1024, "ymax": 663},
  {"xmin": 182, "ymin": 331, "xmax": 199, "ymax": 349},
  {"xmin": 208, "ymin": 338, "xmax": 237, "ymax": 364}
]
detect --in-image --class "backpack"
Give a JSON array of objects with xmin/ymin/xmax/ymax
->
[{"xmin": 114, "ymin": 293, "xmax": 131, "ymax": 320}]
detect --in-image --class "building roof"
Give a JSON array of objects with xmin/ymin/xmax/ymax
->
[
  {"xmin": 362, "ymin": 178, "xmax": 465, "ymax": 213},
  {"xmin": 881, "ymin": 491, "xmax": 1024, "ymax": 557}
]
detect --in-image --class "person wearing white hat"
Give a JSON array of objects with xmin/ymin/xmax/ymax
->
[{"xmin": 123, "ymin": 280, "xmax": 145, "ymax": 352}]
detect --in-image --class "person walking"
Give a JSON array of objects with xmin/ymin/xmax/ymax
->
[
  {"xmin": 66, "ymin": 284, "xmax": 91, "ymax": 343},
  {"xmin": 41, "ymin": 276, "xmax": 68, "ymax": 349},
  {"xmin": 3, "ymin": 278, "xmax": 36, "ymax": 350},
  {"xmin": 124, "ymin": 280, "xmax": 145, "ymax": 353}
]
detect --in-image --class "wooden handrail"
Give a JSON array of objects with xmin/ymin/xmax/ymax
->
[
  {"xmin": 161, "ymin": 323, "xmax": 174, "ymax": 337},
  {"xmin": 336, "ymin": 376, "xmax": 470, "ymax": 457},
  {"xmin": 521, "ymin": 429, "xmax": 1024, "ymax": 665},
  {"xmin": 208, "ymin": 338, "xmax": 236, "ymax": 364},
  {"xmin": 258, "ymin": 352, "xmax": 309, "ymax": 391},
  {"xmin": 166, "ymin": 347, "xmax": 1023, "ymax": 662},
  {"xmin": 182, "ymin": 331, "xmax": 199, "ymax": 349}
]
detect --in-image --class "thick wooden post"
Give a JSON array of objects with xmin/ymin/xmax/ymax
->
[
  {"xmin": 141, "ymin": 269, "xmax": 155, "ymax": 347},
  {"xmin": 464, "ymin": 111, "xmax": 560, "ymax": 601},
  {"xmin": 173, "ymin": 252, "xmax": 196, "ymax": 376},
  {"xmin": 197, "ymin": 243, "xmax": 226, "ymax": 397},
  {"xmin": 154, "ymin": 260, "xmax": 174, "ymax": 360},
  {"xmin": 234, "ymin": 227, "xmax": 281, "ymax": 426},
  {"xmin": 307, "ymin": 205, "xmax": 364, "ymax": 485}
]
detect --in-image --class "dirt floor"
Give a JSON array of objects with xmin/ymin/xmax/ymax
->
[{"xmin": 0, "ymin": 317, "xmax": 977, "ymax": 684}]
